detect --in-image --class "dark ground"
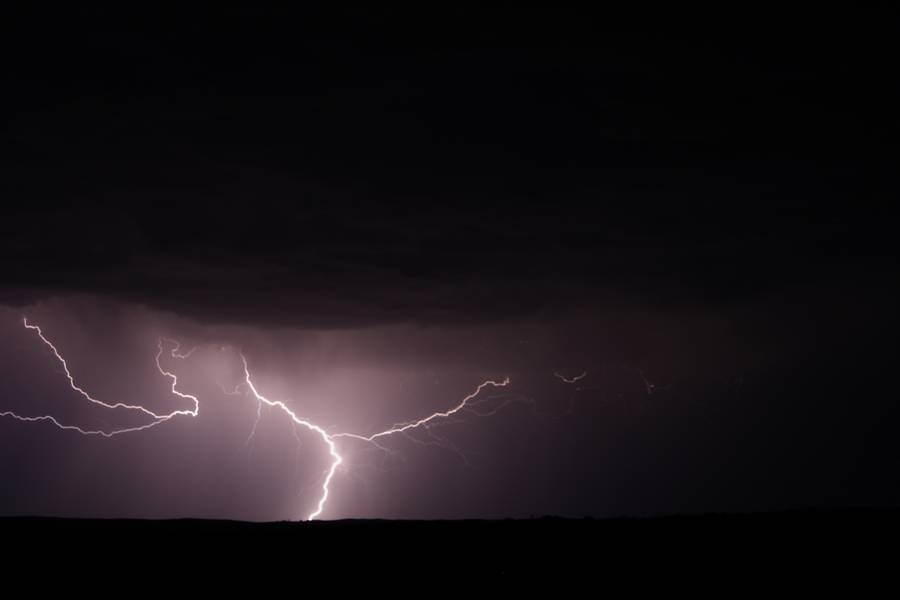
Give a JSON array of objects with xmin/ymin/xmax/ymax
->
[{"xmin": 3, "ymin": 509, "xmax": 898, "ymax": 588}]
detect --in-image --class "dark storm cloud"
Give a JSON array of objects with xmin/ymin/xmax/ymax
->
[{"xmin": 2, "ymin": 10, "xmax": 895, "ymax": 328}]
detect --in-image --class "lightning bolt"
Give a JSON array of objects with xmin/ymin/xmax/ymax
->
[
  {"xmin": 238, "ymin": 352, "xmax": 342, "ymax": 520},
  {"xmin": 170, "ymin": 344, "xmax": 198, "ymax": 360},
  {"xmin": 0, "ymin": 410, "xmax": 174, "ymax": 438},
  {"xmin": 1, "ymin": 318, "xmax": 198, "ymax": 437},
  {"xmin": 635, "ymin": 368, "xmax": 671, "ymax": 395},
  {"xmin": 331, "ymin": 377, "xmax": 510, "ymax": 446},
  {"xmin": 22, "ymin": 317, "xmax": 197, "ymax": 422},
  {"xmin": 238, "ymin": 352, "xmax": 511, "ymax": 519},
  {"xmin": 4, "ymin": 317, "xmax": 523, "ymax": 521},
  {"xmin": 554, "ymin": 371, "xmax": 587, "ymax": 384},
  {"xmin": 244, "ymin": 395, "xmax": 265, "ymax": 451}
]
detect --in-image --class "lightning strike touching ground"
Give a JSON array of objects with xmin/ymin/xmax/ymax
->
[
  {"xmin": 4, "ymin": 318, "xmax": 522, "ymax": 520},
  {"xmin": 239, "ymin": 352, "xmax": 511, "ymax": 518},
  {"xmin": 239, "ymin": 352, "xmax": 342, "ymax": 520}
]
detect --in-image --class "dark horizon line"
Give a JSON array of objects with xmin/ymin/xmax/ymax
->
[{"xmin": 4, "ymin": 505, "xmax": 899, "ymax": 526}]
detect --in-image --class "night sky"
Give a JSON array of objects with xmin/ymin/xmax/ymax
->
[{"xmin": 1, "ymin": 8, "xmax": 898, "ymax": 520}]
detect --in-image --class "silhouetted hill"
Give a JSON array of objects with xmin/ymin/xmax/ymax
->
[{"xmin": 3, "ymin": 508, "xmax": 898, "ymax": 589}]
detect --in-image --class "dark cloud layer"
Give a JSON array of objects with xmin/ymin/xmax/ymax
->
[{"xmin": 2, "ymin": 10, "xmax": 896, "ymax": 328}]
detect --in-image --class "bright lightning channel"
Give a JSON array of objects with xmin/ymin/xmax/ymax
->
[
  {"xmin": 0, "ymin": 318, "xmax": 198, "ymax": 436},
  {"xmin": 239, "ymin": 353, "xmax": 510, "ymax": 519},
  {"xmin": 3, "ymin": 317, "xmax": 515, "ymax": 521},
  {"xmin": 554, "ymin": 371, "xmax": 587, "ymax": 384}
]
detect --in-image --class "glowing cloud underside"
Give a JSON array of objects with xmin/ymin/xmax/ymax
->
[{"xmin": 1, "ymin": 318, "xmax": 512, "ymax": 520}]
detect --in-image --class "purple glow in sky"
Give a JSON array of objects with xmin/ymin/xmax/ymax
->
[
  {"xmin": 0, "ymin": 297, "xmax": 580, "ymax": 519},
  {"xmin": 2, "ymin": 286, "xmax": 896, "ymax": 521}
]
